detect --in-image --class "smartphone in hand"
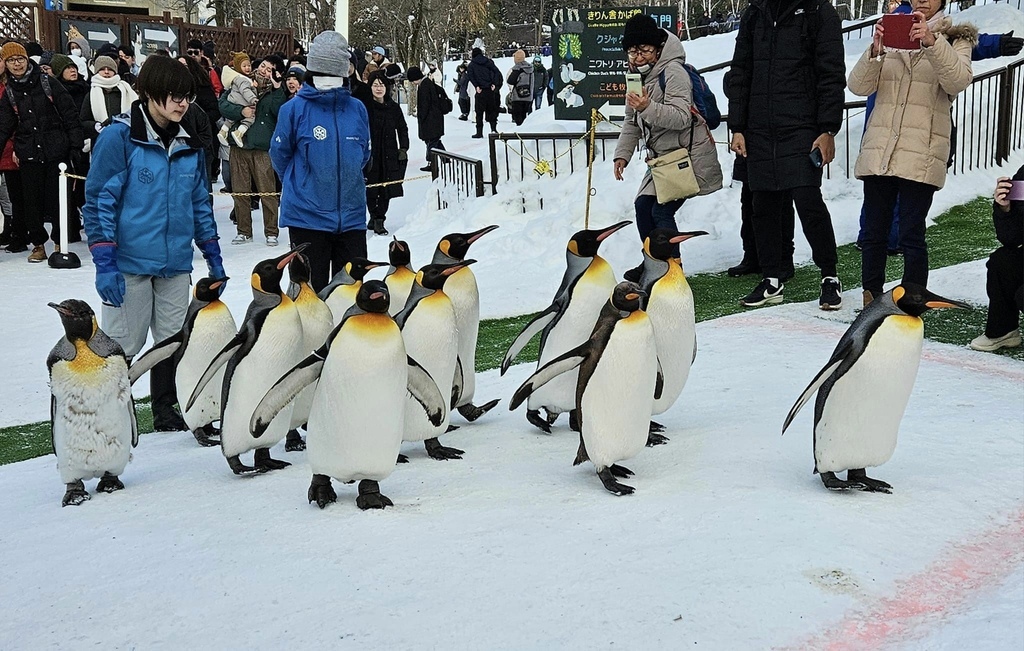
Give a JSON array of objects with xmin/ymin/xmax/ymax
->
[
  {"xmin": 881, "ymin": 13, "xmax": 920, "ymax": 50},
  {"xmin": 625, "ymin": 73, "xmax": 642, "ymax": 96},
  {"xmin": 809, "ymin": 147, "xmax": 824, "ymax": 168},
  {"xmin": 1008, "ymin": 180, "xmax": 1024, "ymax": 201}
]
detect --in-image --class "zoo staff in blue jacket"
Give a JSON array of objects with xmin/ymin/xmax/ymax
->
[
  {"xmin": 270, "ymin": 30, "xmax": 371, "ymax": 292},
  {"xmin": 83, "ymin": 55, "xmax": 224, "ymax": 432}
]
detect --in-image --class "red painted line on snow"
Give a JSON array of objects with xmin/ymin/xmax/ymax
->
[
  {"xmin": 718, "ymin": 312, "xmax": 1024, "ymax": 382},
  {"xmin": 776, "ymin": 507, "xmax": 1024, "ymax": 651}
]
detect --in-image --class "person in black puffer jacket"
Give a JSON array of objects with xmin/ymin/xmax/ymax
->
[
  {"xmin": 51, "ymin": 53, "xmax": 91, "ymax": 245},
  {"xmin": 465, "ymin": 47, "xmax": 502, "ymax": 138},
  {"xmin": 0, "ymin": 43, "xmax": 84, "ymax": 262},
  {"xmin": 180, "ymin": 54, "xmax": 220, "ymax": 189},
  {"xmin": 359, "ymin": 69, "xmax": 409, "ymax": 236},
  {"xmin": 727, "ymin": 0, "xmax": 845, "ymax": 310}
]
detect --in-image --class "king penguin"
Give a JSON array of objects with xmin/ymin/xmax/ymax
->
[
  {"xmin": 638, "ymin": 228, "xmax": 708, "ymax": 445},
  {"xmin": 431, "ymin": 225, "xmax": 501, "ymax": 422},
  {"xmin": 189, "ymin": 246, "xmax": 308, "ymax": 474},
  {"xmin": 510, "ymin": 283, "xmax": 663, "ymax": 495},
  {"xmin": 396, "ymin": 261, "xmax": 476, "ymax": 460},
  {"xmin": 127, "ymin": 277, "xmax": 236, "ymax": 447},
  {"xmin": 250, "ymin": 281, "xmax": 446, "ymax": 509},
  {"xmin": 319, "ymin": 257, "xmax": 388, "ymax": 324},
  {"xmin": 783, "ymin": 283, "xmax": 969, "ymax": 492},
  {"xmin": 385, "ymin": 237, "xmax": 416, "ymax": 317},
  {"xmin": 283, "ymin": 252, "xmax": 334, "ymax": 452},
  {"xmin": 47, "ymin": 300, "xmax": 138, "ymax": 507},
  {"xmin": 501, "ymin": 221, "xmax": 631, "ymax": 433}
]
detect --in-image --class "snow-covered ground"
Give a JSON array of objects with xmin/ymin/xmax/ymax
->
[{"xmin": 1, "ymin": 296, "xmax": 1021, "ymax": 648}]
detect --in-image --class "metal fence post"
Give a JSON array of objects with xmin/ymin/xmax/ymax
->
[{"xmin": 995, "ymin": 65, "xmax": 1014, "ymax": 164}]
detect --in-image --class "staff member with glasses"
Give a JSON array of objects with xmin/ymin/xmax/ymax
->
[{"xmin": 83, "ymin": 54, "xmax": 225, "ymax": 433}]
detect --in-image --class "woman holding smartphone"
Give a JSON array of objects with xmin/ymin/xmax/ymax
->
[{"xmin": 848, "ymin": 0, "xmax": 975, "ymax": 306}]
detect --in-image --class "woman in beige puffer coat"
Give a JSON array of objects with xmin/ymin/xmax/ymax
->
[{"xmin": 848, "ymin": 0, "xmax": 975, "ymax": 303}]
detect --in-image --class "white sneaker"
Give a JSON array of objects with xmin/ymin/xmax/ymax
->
[
  {"xmin": 217, "ymin": 125, "xmax": 231, "ymax": 147},
  {"xmin": 266, "ymin": 236, "xmax": 278, "ymax": 247},
  {"xmin": 231, "ymin": 125, "xmax": 248, "ymax": 148},
  {"xmin": 231, "ymin": 234, "xmax": 252, "ymax": 245},
  {"xmin": 969, "ymin": 330, "xmax": 1022, "ymax": 352}
]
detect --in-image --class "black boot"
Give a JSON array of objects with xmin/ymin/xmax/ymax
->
[
  {"xmin": 472, "ymin": 124, "xmax": 484, "ymax": 139},
  {"xmin": 151, "ymin": 358, "xmax": 187, "ymax": 431},
  {"xmin": 489, "ymin": 121, "xmax": 497, "ymax": 133},
  {"xmin": 727, "ymin": 258, "xmax": 761, "ymax": 277}
]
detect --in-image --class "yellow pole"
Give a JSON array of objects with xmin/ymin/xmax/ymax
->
[{"xmin": 583, "ymin": 108, "xmax": 599, "ymax": 229}]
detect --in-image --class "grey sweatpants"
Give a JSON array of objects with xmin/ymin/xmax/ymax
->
[{"xmin": 101, "ymin": 273, "xmax": 191, "ymax": 359}]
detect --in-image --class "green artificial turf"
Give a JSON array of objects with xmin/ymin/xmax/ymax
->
[{"xmin": 1, "ymin": 196, "xmax": 1017, "ymax": 466}]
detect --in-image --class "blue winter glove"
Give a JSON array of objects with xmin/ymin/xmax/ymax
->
[
  {"xmin": 197, "ymin": 238, "xmax": 226, "ymax": 288},
  {"xmin": 92, "ymin": 243, "xmax": 125, "ymax": 307}
]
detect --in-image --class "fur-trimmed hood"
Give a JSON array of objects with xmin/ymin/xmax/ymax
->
[{"xmin": 936, "ymin": 18, "xmax": 979, "ymax": 46}]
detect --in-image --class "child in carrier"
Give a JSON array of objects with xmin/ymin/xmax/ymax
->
[{"xmin": 217, "ymin": 52, "xmax": 258, "ymax": 147}]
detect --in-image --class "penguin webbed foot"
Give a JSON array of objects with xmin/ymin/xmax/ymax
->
[
  {"xmin": 544, "ymin": 408, "xmax": 559, "ymax": 425},
  {"xmin": 396, "ymin": 453, "xmax": 410, "ymax": 464},
  {"xmin": 308, "ymin": 474, "xmax": 337, "ymax": 509},
  {"xmin": 609, "ymin": 464, "xmax": 634, "ymax": 478},
  {"xmin": 254, "ymin": 448, "xmax": 291, "ymax": 471},
  {"xmin": 649, "ymin": 420, "xmax": 666, "ymax": 433},
  {"xmin": 356, "ymin": 480, "xmax": 394, "ymax": 510},
  {"xmin": 457, "ymin": 399, "xmax": 500, "ymax": 422},
  {"xmin": 847, "ymin": 469, "xmax": 892, "ymax": 494},
  {"xmin": 819, "ymin": 471, "xmax": 862, "ymax": 492},
  {"xmin": 597, "ymin": 468, "xmax": 635, "ymax": 496},
  {"xmin": 526, "ymin": 409, "xmax": 552, "ymax": 434},
  {"xmin": 62, "ymin": 480, "xmax": 90, "ymax": 507},
  {"xmin": 646, "ymin": 431, "xmax": 670, "ymax": 447},
  {"xmin": 424, "ymin": 437, "xmax": 464, "ymax": 460},
  {"xmin": 95, "ymin": 472, "xmax": 125, "ymax": 493},
  {"xmin": 285, "ymin": 429, "xmax": 306, "ymax": 452},
  {"xmin": 226, "ymin": 455, "xmax": 267, "ymax": 475},
  {"xmin": 192, "ymin": 424, "xmax": 220, "ymax": 447}
]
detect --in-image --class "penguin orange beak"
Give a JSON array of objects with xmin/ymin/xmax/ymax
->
[
  {"xmin": 364, "ymin": 260, "xmax": 389, "ymax": 270},
  {"xmin": 442, "ymin": 259, "xmax": 477, "ymax": 275},
  {"xmin": 466, "ymin": 224, "xmax": 499, "ymax": 244},
  {"xmin": 669, "ymin": 230, "xmax": 709, "ymax": 244},
  {"xmin": 924, "ymin": 297, "xmax": 971, "ymax": 310},
  {"xmin": 596, "ymin": 220, "xmax": 632, "ymax": 241},
  {"xmin": 275, "ymin": 244, "xmax": 309, "ymax": 270}
]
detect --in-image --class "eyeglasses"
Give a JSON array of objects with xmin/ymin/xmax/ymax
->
[
  {"xmin": 5, "ymin": 56, "xmax": 27, "ymax": 64},
  {"xmin": 626, "ymin": 46, "xmax": 657, "ymax": 58},
  {"xmin": 186, "ymin": 49, "xmax": 201, "ymax": 56},
  {"xmin": 169, "ymin": 94, "xmax": 196, "ymax": 104}
]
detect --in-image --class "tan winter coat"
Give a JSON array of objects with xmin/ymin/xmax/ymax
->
[
  {"xmin": 614, "ymin": 31, "xmax": 723, "ymax": 199},
  {"xmin": 848, "ymin": 19, "xmax": 976, "ymax": 190}
]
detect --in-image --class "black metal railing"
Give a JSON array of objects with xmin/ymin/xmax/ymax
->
[
  {"xmin": 487, "ymin": 131, "xmax": 622, "ymax": 192},
  {"xmin": 431, "ymin": 150, "xmax": 486, "ymax": 210}
]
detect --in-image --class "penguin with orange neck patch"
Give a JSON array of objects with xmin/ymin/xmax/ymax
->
[
  {"xmin": 385, "ymin": 237, "xmax": 416, "ymax": 317},
  {"xmin": 127, "ymin": 277, "xmax": 236, "ymax": 447},
  {"xmin": 48, "ymin": 299, "xmax": 138, "ymax": 507},
  {"xmin": 501, "ymin": 221, "xmax": 631, "ymax": 433},
  {"xmin": 188, "ymin": 246, "xmax": 308, "ymax": 474},
  {"xmin": 783, "ymin": 283, "xmax": 969, "ymax": 492}
]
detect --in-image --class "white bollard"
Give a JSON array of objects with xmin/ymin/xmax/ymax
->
[{"xmin": 49, "ymin": 162, "xmax": 81, "ymax": 269}]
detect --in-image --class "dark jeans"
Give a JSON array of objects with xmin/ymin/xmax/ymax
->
[
  {"xmin": 288, "ymin": 226, "xmax": 368, "ymax": 293},
  {"xmin": 861, "ymin": 175, "xmax": 935, "ymax": 295},
  {"xmin": 984, "ymin": 245, "xmax": 1023, "ymax": 338},
  {"xmin": 635, "ymin": 194, "xmax": 685, "ymax": 257},
  {"xmin": 458, "ymin": 96, "xmax": 471, "ymax": 116},
  {"xmin": 475, "ymin": 90, "xmax": 499, "ymax": 127},
  {"xmin": 2, "ymin": 170, "xmax": 26, "ymax": 247},
  {"xmin": 753, "ymin": 186, "xmax": 837, "ymax": 280},
  {"xmin": 739, "ymin": 182, "xmax": 794, "ymax": 266},
  {"xmin": 17, "ymin": 160, "xmax": 62, "ymax": 247},
  {"xmin": 510, "ymin": 102, "xmax": 530, "ymax": 126},
  {"xmin": 857, "ymin": 201, "xmax": 900, "ymax": 251},
  {"xmin": 423, "ymin": 138, "xmax": 446, "ymax": 161},
  {"xmin": 366, "ymin": 186, "xmax": 390, "ymax": 221}
]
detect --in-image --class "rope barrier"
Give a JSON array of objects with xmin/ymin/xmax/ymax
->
[{"xmin": 59, "ymin": 171, "xmax": 434, "ymax": 195}]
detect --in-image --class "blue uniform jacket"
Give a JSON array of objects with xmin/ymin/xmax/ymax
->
[
  {"xmin": 270, "ymin": 83, "xmax": 371, "ymax": 234},
  {"xmin": 83, "ymin": 102, "xmax": 217, "ymax": 277}
]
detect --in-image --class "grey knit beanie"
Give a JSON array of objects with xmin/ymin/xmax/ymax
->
[{"xmin": 307, "ymin": 30, "xmax": 349, "ymax": 77}]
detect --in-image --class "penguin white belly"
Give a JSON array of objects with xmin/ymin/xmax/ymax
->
[
  {"xmin": 291, "ymin": 294, "xmax": 335, "ymax": 429},
  {"xmin": 446, "ymin": 267, "xmax": 480, "ymax": 406},
  {"xmin": 814, "ymin": 316, "xmax": 923, "ymax": 473},
  {"xmin": 308, "ymin": 316, "xmax": 406, "ymax": 482},
  {"xmin": 221, "ymin": 305, "xmax": 304, "ymax": 458},
  {"xmin": 326, "ymin": 283, "xmax": 360, "ymax": 325},
  {"xmin": 50, "ymin": 354, "xmax": 133, "ymax": 484},
  {"xmin": 581, "ymin": 313, "xmax": 658, "ymax": 469},
  {"xmin": 647, "ymin": 266, "xmax": 695, "ymax": 415},
  {"xmin": 530, "ymin": 259, "xmax": 616, "ymax": 414},
  {"xmin": 386, "ymin": 269, "xmax": 416, "ymax": 317},
  {"xmin": 177, "ymin": 303, "xmax": 236, "ymax": 431},
  {"xmin": 402, "ymin": 294, "xmax": 457, "ymax": 441}
]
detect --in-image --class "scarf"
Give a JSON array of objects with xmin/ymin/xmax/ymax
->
[{"xmin": 90, "ymin": 74, "xmax": 137, "ymax": 124}]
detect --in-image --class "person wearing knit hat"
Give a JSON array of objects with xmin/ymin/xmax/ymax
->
[
  {"xmin": 270, "ymin": 30, "xmax": 371, "ymax": 291},
  {"xmin": 81, "ymin": 53, "xmax": 138, "ymax": 150},
  {"xmin": 0, "ymin": 42, "xmax": 27, "ymax": 62},
  {"xmin": 66, "ymin": 37, "xmax": 90, "ymax": 77},
  {"xmin": 611, "ymin": 10, "xmax": 723, "ymax": 282},
  {"xmin": 49, "ymin": 53, "xmax": 75, "ymax": 79},
  {"xmin": 38, "ymin": 51, "xmax": 53, "ymax": 73}
]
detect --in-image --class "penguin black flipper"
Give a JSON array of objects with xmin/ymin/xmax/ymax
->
[
  {"xmin": 128, "ymin": 395, "xmax": 139, "ymax": 447},
  {"xmin": 186, "ymin": 331, "xmax": 247, "ymax": 411},
  {"xmin": 654, "ymin": 358, "xmax": 665, "ymax": 400},
  {"xmin": 407, "ymin": 355, "xmax": 447, "ymax": 427},
  {"xmin": 250, "ymin": 349, "xmax": 328, "ymax": 438},
  {"xmin": 49, "ymin": 394, "xmax": 56, "ymax": 455},
  {"xmin": 127, "ymin": 331, "xmax": 184, "ymax": 385},
  {"xmin": 782, "ymin": 339, "xmax": 855, "ymax": 435},
  {"xmin": 500, "ymin": 303, "xmax": 560, "ymax": 375},
  {"xmin": 452, "ymin": 356, "xmax": 465, "ymax": 409},
  {"xmin": 509, "ymin": 343, "xmax": 590, "ymax": 411}
]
